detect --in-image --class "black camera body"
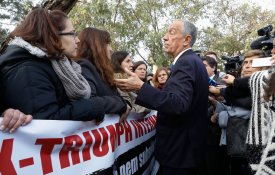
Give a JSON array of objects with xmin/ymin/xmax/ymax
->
[
  {"xmin": 250, "ymin": 25, "xmax": 274, "ymax": 56},
  {"xmin": 221, "ymin": 55, "xmax": 243, "ymax": 77}
]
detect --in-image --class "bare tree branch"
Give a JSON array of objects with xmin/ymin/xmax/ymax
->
[
  {"xmin": 113, "ymin": 0, "xmax": 121, "ymax": 24},
  {"xmin": 135, "ymin": 47, "xmax": 149, "ymax": 64}
]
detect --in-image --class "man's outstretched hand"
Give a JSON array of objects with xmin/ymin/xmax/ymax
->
[{"xmin": 114, "ymin": 68, "xmax": 144, "ymax": 91}]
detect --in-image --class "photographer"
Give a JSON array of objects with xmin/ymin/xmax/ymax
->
[
  {"xmin": 204, "ymin": 51, "xmax": 226, "ymax": 78},
  {"xmin": 210, "ymin": 50, "xmax": 267, "ymax": 107},
  {"xmin": 202, "ymin": 56, "xmax": 225, "ymax": 85},
  {"xmin": 209, "ymin": 50, "xmax": 268, "ymax": 175}
]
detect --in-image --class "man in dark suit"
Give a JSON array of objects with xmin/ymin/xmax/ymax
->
[{"xmin": 115, "ymin": 19, "xmax": 209, "ymax": 175}]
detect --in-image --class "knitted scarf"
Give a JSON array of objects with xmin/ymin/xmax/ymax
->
[
  {"xmin": 8, "ymin": 37, "xmax": 91, "ymax": 101},
  {"xmin": 246, "ymin": 68, "xmax": 275, "ymax": 175}
]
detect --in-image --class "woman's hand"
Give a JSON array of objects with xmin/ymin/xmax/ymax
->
[{"xmin": 0, "ymin": 108, "xmax": 32, "ymax": 133}]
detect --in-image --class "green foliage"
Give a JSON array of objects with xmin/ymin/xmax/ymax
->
[
  {"xmin": 69, "ymin": 0, "xmax": 210, "ymax": 67},
  {"xmin": 0, "ymin": 28, "xmax": 8, "ymax": 43},
  {"xmin": 0, "ymin": 0, "xmax": 33, "ymax": 23},
  {"xmin": 197, "ymin": 0, "xmax": 275, "ymax": 58},
  {"xmin": 0, "ymin": 0, "xmax": 33, "ymax": 43},
  {"xmin": 2, "ymin": 0, "xmax": 274, "ymax": 69}
]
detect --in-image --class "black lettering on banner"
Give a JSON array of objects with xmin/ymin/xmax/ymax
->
[
  {"xmin": 113, "ymin": 136, "xmax": 155, "ymax": 175},
  {"xmin": 119, "ymin": 156, "xmax": 138, "ymax": 175},
  {"xmin": 139, "ymin": 144, "xmax": 154, "ymax": 167}
]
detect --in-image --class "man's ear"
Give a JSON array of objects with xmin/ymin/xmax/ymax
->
[{"xmin": 183, "ymin": 35, "xmax": 192, "ymax": 47}]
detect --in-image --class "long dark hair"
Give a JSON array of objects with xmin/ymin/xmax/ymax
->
[
  {"xmin": 111, "ymin": 51, "xmax": 129, "ymax": 73},
  {"xmin": 1, "ymin": 7, "xmax": 68, "ymax": 57},
  {"xmin": 77, "ymin": 27, "xmax": 115, "ymax": 86}
]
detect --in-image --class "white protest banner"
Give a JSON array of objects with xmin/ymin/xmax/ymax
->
[{"xmin": 0, "ymin": 111, "xmax": 157, "ymax": 175}]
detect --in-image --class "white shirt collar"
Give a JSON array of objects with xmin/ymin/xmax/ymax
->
[{"xmin": 172, "ymin": 48, "xmax": 191, "ymax": 65}]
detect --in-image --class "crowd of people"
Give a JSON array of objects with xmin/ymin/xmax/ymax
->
[{"xmin": 0, "ymin": 7, "xmax": 274, "ymax": 175}]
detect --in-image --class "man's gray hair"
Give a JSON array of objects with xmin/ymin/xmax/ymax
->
[{"xmin": 182, "ymin": 20, "xmax": 197, "ymax": 47}]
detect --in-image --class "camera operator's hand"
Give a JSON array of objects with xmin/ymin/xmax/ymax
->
[{"xmin": 222, "ymin": 74, "xmax": 235, "ymax": 85}]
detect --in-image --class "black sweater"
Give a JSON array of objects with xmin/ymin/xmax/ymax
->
[
  {"xmin": 220, "ymin": 77, "xmax": 252, "ymax": 109},
  {"xmin": 78, "ymin": 59, "xmax": 126, "ymax": 114}
]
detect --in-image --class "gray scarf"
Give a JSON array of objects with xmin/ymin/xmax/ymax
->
[{"xmin": 8, "ymin": 37, "xmax": 91, "ymax": 100}]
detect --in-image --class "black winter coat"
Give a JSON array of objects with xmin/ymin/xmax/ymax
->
[
  {"xmin": 78, "ymin": 59, "xmax": 127, "ymax": 114},
  {"xmin": 0, "ymin": 45, "xmax": 113, "ymax": 121},
  {"xmin": 220, "ymin": 77, "xmax": 252, "ymax": 109}
]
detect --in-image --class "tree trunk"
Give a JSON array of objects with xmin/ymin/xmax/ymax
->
[{"xmin": 41, "ymin": 0, "xmax": 78, "ymax": 14}]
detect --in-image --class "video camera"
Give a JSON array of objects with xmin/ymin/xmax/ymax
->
[
  {"xmin": 250, "ymin": 25, "xmax": 274, "ymax": 56},
  {"xmin": 221, "ymin": 55, "xmax": 243, "ymax": 77}
]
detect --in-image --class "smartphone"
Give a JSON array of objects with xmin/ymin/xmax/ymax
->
[{"xmin": 252, "ymin": 57, "xmax": 272, "ymax": 67}]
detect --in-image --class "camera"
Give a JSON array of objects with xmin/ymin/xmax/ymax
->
[
  {"xmin": 250, "ymin": 25, "xmax": 274, "ymax": 56},
  {"xmin": 221, "ymin": 55, "xmax": 243, "ymax": 77}
]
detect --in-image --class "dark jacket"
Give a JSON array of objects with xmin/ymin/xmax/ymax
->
[
  {"xmin": 220, "ymin": 77, "xmax": 252, "ymax": 109},
  {"xmin": 0, "ymin": 45, "xmax": 107, "ymax": 121},
  {"xmin": 78, "ymin": 59, "xmax": 126, "ymax": 114},
  {"xmin": 135, "ymin": 49, "xmax": 209, "ymax": 168}
]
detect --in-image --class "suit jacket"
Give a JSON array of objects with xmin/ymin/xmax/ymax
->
[{"xmin": 136, "ymin": 49, "xmax": 209, "ymax": 168}]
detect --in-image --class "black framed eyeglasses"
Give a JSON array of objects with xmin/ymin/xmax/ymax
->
[{"xmin": 58, "ymin": 31, "xmax": 77, "ymax": 38}]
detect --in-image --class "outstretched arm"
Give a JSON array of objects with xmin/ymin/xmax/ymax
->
[{"xmin": 114, "ymin": 68, "xmax": 144, "ymax": 91}]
